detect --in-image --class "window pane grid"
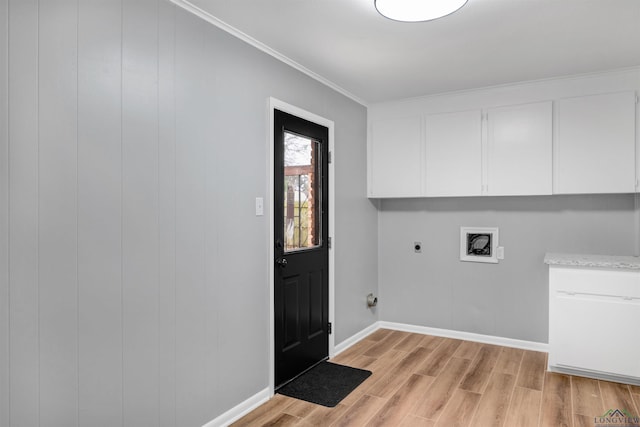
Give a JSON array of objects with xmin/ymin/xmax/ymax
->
[{"xmin": 283, "ymin": 132, "xmax": 320, "ymax": 252}]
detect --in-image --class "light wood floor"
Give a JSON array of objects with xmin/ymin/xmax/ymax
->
[{"xmin": 232, "ymin": 329, "xmax": 640, "ymax": 426}]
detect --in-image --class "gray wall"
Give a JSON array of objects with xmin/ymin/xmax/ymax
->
[
  {"xmin": 378, "ymin": 194, "xmax": 638, "ymax": 344},
  {"xmin": 0, "ymin": 1, "xmax": 377, "ymax": 426}
]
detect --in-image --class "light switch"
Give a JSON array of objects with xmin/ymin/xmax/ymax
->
[
  {"xmin": 497, "ymin": 246, "xmax": 504, "ymax": 260},
  {"xmin": 255, "ymin": 197, "xmax": 264, "ymax": 216}
]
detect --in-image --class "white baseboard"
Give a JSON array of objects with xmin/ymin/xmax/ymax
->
[
  {"xmin": 378, "ymin": 321, "xmax": 549, "ymax": 353},
  {"xmin": 202, "ymin": 387, "xmax": 271, "ymax": 427},
  {"xmin": 333, "ymin": 322, "xmax": 379, "ymax": 356},
  {"xmin": 332, "ymin": 320, "xmax": 548, "ymax": 363},
  {"xmin": 548, "ymin": 365, "xmax": 640, "ymax": 386}
]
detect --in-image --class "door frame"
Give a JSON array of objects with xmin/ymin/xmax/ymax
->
[{"xmin": 268, "ymin": 97, "xmax": 335, "ymax": 396}]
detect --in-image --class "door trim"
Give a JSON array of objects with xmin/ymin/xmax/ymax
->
[{"xmin": 267, "ymin": 97, "xmax": 335, "ymax": 397}]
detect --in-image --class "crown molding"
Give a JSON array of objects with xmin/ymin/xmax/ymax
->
[{"xmin": 169, "ymin": 0, "xmax": 368, "ymax": 107}]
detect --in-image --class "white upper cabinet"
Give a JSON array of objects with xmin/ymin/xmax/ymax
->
[
  {"xmin": 555, "ymin": 91, "xmax": 636, "ymax": 194},
  {"xmin": 486, "ymin": 102, "xmax": 553, "ymax": 196},
  {"xmin": 425, "ymin": 110, "xmax": 482, "ymax": 197},
  {"xmin": 368, "ymin": 116, "xmax": 422, "ymax": 197},
  {"xmin": 367, "ymin": 69, "xmax": 640, "ymax": 198}
]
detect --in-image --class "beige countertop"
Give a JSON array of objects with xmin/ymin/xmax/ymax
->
[{"xmin": 544, "ymin": 253, "xmax": 640, "ymax": 270}]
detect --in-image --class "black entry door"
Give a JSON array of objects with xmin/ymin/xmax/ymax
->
[{"xmin": 274, "ymin": 109, "xmax": 329, "ymax": 389}]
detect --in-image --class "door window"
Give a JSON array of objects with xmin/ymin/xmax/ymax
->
[{"xmin": 283, "ymin": 131, "xmax": 321, "ymax": 252}]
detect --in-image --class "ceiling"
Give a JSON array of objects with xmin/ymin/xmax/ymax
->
[{"xmin": 178, "ymin": 0, "xmax": 640, "ymax": 105}]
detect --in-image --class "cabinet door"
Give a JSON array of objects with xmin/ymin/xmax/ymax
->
[
  {"xmin": 368, "ymin": 117, "xmax": 422, "ymax": 197},
  {"xmin": 486, "ymin": 102, "xmax": 552, "ymax": 196},
  {"xmin": 555, "ymin": 91, "xmax": 636, "ymax": 194},
  {"xmin": 425, "ymin": 110, "xmax": 482, "ymax": 197},
  {"xmin": 551, "ymin": 292, "xmax": 640, "ymax": 378}
]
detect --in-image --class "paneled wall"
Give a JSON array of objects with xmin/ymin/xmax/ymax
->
[
  {"xmin": 0, "ymin": 2, "xmax": 8, "ymax": 426},
  {"xmin": 0, "ymin": 1, "xmax": 377, "ymax": 426}
]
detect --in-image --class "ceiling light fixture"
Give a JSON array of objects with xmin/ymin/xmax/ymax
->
[{"xmin": 375, "ymin": 0, "xmax": 468, "ymax": 22}]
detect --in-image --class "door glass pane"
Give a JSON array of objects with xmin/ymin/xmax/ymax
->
[{"xmin": 284, "ymin": 131, "xmax": 321, "ymax": 252}]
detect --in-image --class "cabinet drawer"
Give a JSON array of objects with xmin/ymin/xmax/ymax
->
[{"xmin": 550, "ymin": 266, "xmax": 640, "ymax": 298}]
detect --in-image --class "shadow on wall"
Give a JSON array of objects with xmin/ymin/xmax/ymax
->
[{"xmin": 378, "ymin": 193, "xmax": 637, "ymax": 214}]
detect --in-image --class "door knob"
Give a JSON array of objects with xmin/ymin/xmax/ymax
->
[{"xmin": 275, "ymin": 257, "xmax": 288, "ymax": 268}]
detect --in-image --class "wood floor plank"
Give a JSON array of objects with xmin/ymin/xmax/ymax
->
[
  {"xmin": 540, "ymin": 372, "xmax": 572, "ymax": 427},
  {"xmin": 516, "ymin": 351, "xmax": 547, "ymax": 391},
  {"xmin": 416, "ymin": 338, "xmax": 463, "ymax": 377},
  {"xmin": 261, "ymin": 413, "xmax": 299, "ymax": 426},
  {"xmin": 414, "ymin": 357, "xmax": 471, "ymax": 421},
  {"xmin": 471, "ymin": 372, "xmax": 516, "ymax": 427},
  {"xmin": 434, "ymin": 389, "xmax": 481, "ymax": 427},
  {"xmin": 395, "ymin": 333, "xmax": 429, "ymax": 352},
  {"xmin": 599, "ymin": 381, "xmax": 637, "ymax": 417},
  {"xmin": 364, "ymin": 330, "xmax": 410, "ymax": 358},
  {"xmin": 400, "ymin": 414, "xmax": 436, "ymax": 427},
  {"xmin": 340, "ymin": 349, "xmax": 405, "ymax": 407},
  {"xmin": 367, "ymin": 329, "xmax": 394, "ymax": 342},
  {"xmin": 331, "ymin": 339, "xmax": 375, "ymax": 365},
  {"xmin": 365, "ymin": 368, "xmax": 412, "ymax": 401},
  {"xmin": 454, "ymin": 341, "xmax": 482, "ymax": 360},
  {"xmin": 573, "ymin": 414, "xmax": 593, "ymax": 427},
  {"xmin": 633, "ymin": 392, "xmax": 640, "ymax": 414},
  {"xmin": 630, "ymin": 384, "xmax": 640, "ymax": 413},
  {"xmin": 231, "ymin": 394, "xmax": 294, "ymax": 426},
  {"xmin": 419, "ymin": 335, "xmax": 445, "ymax": 353},
  {"xmin": 571, "ymin": 376, "xmax": 603, "ymax": 417},
  {"xmin": 368, "ymin": 346, "xmax": 432, "ymax": 398},
  {"xmin": 330, "ymin": 394, "xmax": 386, "ymax": 427},
  {"xmin": 298, "ymin": 403, "xmax": 349, "ymax": 427},
  {"xmin": 494, "ymin": 347, "xmax": 524, "ymax": 376},
  {"xmin": 368, "ymin": 374, "xmax": 435, "ymax": 427},
  {"xmin": 504, "ymin": 386, "xmax": 542, "ymax": 427},
  {"xmin": 337, "ymin": 386, "xmax": 366, "ymax": 408},
  {"xmin": 347, "ymin": 354, "xmax": 377, "ymax": 370},
  {"xmin": 459, "ymin": 345, "xmax": 502, "ymax": 393},
  {"xmin": 282, "ymin": 398, "xmax": 319, "ymax": 419}
]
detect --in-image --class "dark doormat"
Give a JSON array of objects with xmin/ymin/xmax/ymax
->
[{"xmin": 277, "ymin": 361, "xmax": 372, "ymax": 407}]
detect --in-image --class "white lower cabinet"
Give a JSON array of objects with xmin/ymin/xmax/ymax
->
[{"xmin": 548, "ymin": 266, "xmax": 640, "ymax": 382}]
